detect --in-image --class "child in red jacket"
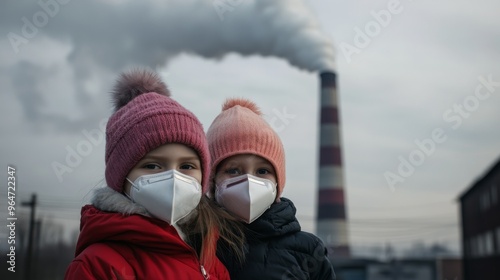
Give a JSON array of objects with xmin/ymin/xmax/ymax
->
[{"xmin": 65, "ymin": 69, "xmax": 243, "ymax": 280}]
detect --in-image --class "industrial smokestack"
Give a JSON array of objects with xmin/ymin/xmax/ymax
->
[{"xmin": 317, "ymin": 71, "xmax": 350, "ymax": 258}]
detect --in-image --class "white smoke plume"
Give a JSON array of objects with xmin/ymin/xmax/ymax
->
[
  {"xmin": 4, "ymin": 0, "xmax": 335, "ymax": 72},
  {"xmin": 1, "ymin": 0, "xmax": 334, "ymax": 130}
]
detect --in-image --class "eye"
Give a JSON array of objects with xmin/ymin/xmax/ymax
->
[
  {"xmin": 225, "ymin": 168, "xmax": 241, "ymax": 175},
  {"xmin": 143, "ymin": 163, "xmax": 161, "ymax": 170},
  {"xmin": 180, "ymin": 163, "xmax": 197, "ymax": 170},
  {"xmin": 257, "ymin": 168, "xmax": 271, "ymax": 175}
]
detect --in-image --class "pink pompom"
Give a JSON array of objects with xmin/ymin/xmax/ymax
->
[
  {"xmin": 112, "ymin": 68, "xmax": 170, "ymax": 111},
  {"xmin": 222, "ymin": 98, "xmax": 262, "ymax": 115}
]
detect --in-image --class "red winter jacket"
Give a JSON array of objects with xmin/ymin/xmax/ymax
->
[{"xmin": 64, "ymin": 187, "xmax": 229, "ymax": 280}]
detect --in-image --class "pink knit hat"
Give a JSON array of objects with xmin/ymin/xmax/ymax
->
[
  {"xmin": 207, "ymin": 98, "xmax": 286, "ymax": 197},
  {"xmin": 105, "ymin": 68, "xmax": 210, "ymax": 193}
]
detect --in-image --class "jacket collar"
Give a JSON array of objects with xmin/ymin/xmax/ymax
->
[
  {"xmin": 245, "ymin": 197, "xmax": 301, "ymax": 239},
  {"xmin": 75, "ymin": 187, "xmax": 194, "ymax": 257},
  {"xmin": 91, "ymin": 186, "xmax": 150, "ymax": 216}
]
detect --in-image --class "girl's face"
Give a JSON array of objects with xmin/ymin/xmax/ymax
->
[
  {"xmin": 124, "ymin": 143, "xmax": 202, "ymax": 195},
  {"xmin": 215, "ymin": 154, "xmax": 277, "ymax": 187}
]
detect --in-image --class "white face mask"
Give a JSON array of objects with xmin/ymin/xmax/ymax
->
[
  {"xmin": 215, "ymin": 174, "xmax": 277, "ymax": 224},
  {"xmin": 126, "ymin": 169, "xmax": 202, "ymax": 225}
]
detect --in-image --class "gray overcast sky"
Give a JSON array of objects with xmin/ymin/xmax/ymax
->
[{"xmin": 1, "ymin": 0, "xmax": 499, "ymax": 256}]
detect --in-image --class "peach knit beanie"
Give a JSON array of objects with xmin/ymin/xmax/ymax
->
[{"xmin": 207, "ymin": 98, "xmax": 286, "ymax": 197}]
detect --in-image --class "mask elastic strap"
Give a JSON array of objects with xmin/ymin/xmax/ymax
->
[
  {"xmin": 124, "ymin": 178, "xmax": 135, "ymax": 201},
  {"xmin": 126, "ymin": 177, "xmax": 135, "ymax": 186}
]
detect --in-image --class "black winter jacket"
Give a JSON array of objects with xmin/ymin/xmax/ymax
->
[{"xmin": 218, "ymin": 197, "xmax": 336, "ymax": 280}]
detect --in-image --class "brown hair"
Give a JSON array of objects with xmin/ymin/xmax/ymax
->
[{"xmin": 179, "ymin": 195, "xmax": 245, "ymax": 270}]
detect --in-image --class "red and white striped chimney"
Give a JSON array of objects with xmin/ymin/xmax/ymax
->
[{"xmin": 316, "ymin": 71, "xmax": 350, "ymax": 258}]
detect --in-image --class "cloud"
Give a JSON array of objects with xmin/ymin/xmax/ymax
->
[
  {"xmin": 2, "ymin": 0, "xmax": 335, "ymax": 71},
  {"xmin": 1, "ymin": 0, "xmax": 337, "ymax": 133},
  {"xmin": 11, "ymin": 61, "xmax": 46, "ymax": 120}
]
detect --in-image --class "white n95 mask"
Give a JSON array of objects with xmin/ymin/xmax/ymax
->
[
  {"xmin": 126, "ymin": 169, "xmax": 202, "ymax": 225},
  {"xmin": 215, "ymin": 174, "xmax": 277, "ymax": 224}
]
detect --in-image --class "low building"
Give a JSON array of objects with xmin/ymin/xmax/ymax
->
[
  {"xmin": 367, "ymin": 259, "xmax": 435, "ymax": 280},
  {"xmin": 436, "ymin": 257, "xmax": 462, "ymax": 280},
  {"xmin": 459, "ymin": 158, "xmax": 500, "ymax": 280},
  {"xmin": 333, "ymin": 258, "xmax": 460, "ymax": 280}
]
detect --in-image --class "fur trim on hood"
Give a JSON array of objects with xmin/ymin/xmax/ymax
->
[{"xmin": 91, "ymin": 187, "xmax": 150, "ymax": 216}]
